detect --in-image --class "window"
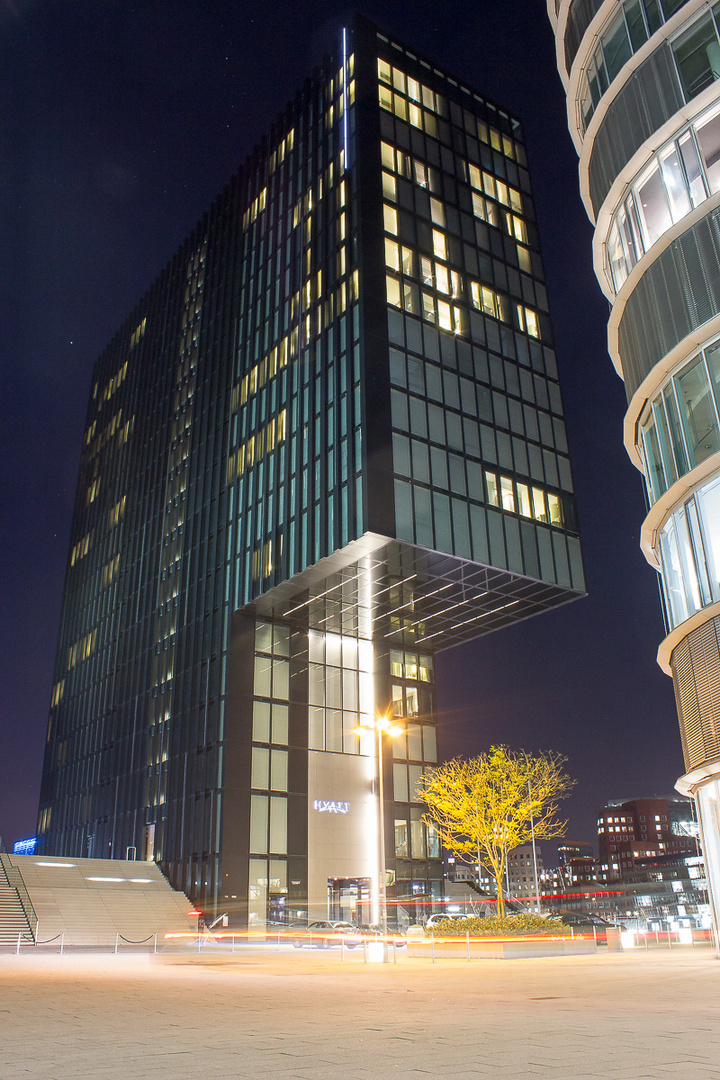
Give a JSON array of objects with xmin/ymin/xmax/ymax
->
[
  {"xmin": 673, "ymin": 10, "xmax": 720, "ymax": 103},
  {"xmin": 383, "ymin": 204, "xmax": 398, "ymax": 235}
]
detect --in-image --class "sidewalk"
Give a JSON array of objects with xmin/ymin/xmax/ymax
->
[{"xmin": 1, "ymin": 948, "xmax": 718, "ymax": 1079}]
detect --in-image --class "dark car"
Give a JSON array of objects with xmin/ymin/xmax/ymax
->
[{"xmin": 546, "ymin": 912, "xmax": 626, "ymax": 942}]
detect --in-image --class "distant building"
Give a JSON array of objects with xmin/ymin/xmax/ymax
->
[
  {"xmin": 506, "ymin": 843, "xmax": 543, "ymax": 899},
  {"xmin": 597, "ymin": 796, "xmax": 698, "ymax": 882}
]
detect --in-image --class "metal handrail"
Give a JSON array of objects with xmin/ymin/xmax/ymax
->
[{"xmin": 0, "ymin": 855, "xmax": 38, "ymax": 941}]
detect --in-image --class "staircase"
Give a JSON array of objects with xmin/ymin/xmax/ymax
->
[
  {"xmin": 4, "ymin": 855, "xmax": 195, "ymax": 947},
  {"xmin": 0, "ymin": 855, "xmax": 37, "ymax": 946}
]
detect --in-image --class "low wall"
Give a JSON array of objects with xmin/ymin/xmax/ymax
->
[{"xmin": 408, "ymin": 935, "xmax": 597, "ymax": 959}]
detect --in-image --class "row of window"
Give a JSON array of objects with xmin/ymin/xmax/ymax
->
[
  {"xmin": 607, "ymin": 100, "xmax": 720, "ymax": 292},
  {"xmin": 395, "ymin": 815, "xmax": 440, "ymax": 860},
  {"xmin": 389, "ymin": 344, "xmax": 563, "ymax": 434},
  {"xmin": 579, "ymin": 0, "xmax": 691, "ymax": 132},
  {"xmin": 640, "ymin": 340, "xmax": 720, "ymax": 502},
  {"xmin": 378, "ymin": 58, "xmax": 525, "ymax": 166},
  {"xmin": 391, "ymin": 391, "xmax": 573, "ymax": 495},
  {"xmin": 393, "ymin": 430, "xmax": 565, "ymax": 526},
  {"xmin": 385, "ymin": 266, "xmax": 541, "ymax": 339},
  {"xmin": 394, "ymin": 478, "xmax": 581, "ymax": 591},
  {"xmin": 658, "ymin": 470, "xmax": 720, "ymax": 627}
]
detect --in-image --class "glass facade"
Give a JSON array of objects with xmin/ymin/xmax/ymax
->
[
  {"xmin": 639, "ymin": 339, "xmax": 720, "ymax": 502},
  {"xmin": 39, "ymin": 17, "xmax": 583, "ymax": 923},
  {"xmin": 551, "ymin": 0, "xmax": 720, "ymax": 944},
  {"xmin": 606, "ymin": 100, "xmax": 720, "ymax": 292},
  {"xmin": 578, "ymin": 0, "xmax": 691, "ymax": 132}
]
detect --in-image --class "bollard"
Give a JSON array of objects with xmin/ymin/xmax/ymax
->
[
  {"xmin": 593, "ymin": 926, "xmax": 597, "ymax": 945},
  {"xmin": 60, "ymin": 932, "xmax": 65, "ymax": 955},
  {"xmin": 154, "ymin": 933, "xmax": 157, "ymax": 955},
  {"xmin": 115, "ymin": 932, "xmax": 119, "ymax": 954},
  {"xmin": 16, "ymin": 933, "xmax": 21, "ymax": 955}
]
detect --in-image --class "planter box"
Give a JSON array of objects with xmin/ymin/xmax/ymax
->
[{"xmin": 408, "ymin": 935, "xmax": 597, "ymax": 959}]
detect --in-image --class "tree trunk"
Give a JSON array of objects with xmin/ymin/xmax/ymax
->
[{"xmin": 496, "ymin": 872, "xmax": 505, "ymax": 917}]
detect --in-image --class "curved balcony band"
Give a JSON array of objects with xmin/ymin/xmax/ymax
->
[
  {"xmin": 663, "ymin": 612, "xmax": 720, "ymax": 767},
  {"xmin": 574, "ymin": 0, "xmax": 693, "ymax": 135},
  {"xmin": 587, "ymin": 41, "xmax": 686, "ymax": 215},
  {"xmin": 633, "ymin": 335, "xmax": 720, "ymax": 503},
  {"xmin": 602, "ymin": 100, "xmax": 720, "ymax": 294},
  {"xmin": 616, "ymin": 205, "xmax": 720, "ymax": 398},
  {"xmin": 563, "ymin": 0, "xmax": 606, "ymax": 75}
]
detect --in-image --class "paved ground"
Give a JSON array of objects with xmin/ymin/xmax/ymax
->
[{"xmin": 1, "ymin": 947, "xmax": 719, "ymax": 1079}]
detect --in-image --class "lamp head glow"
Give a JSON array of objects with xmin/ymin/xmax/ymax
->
[{"xmin": 375, "ymin": 714, "xmax": 391, "ymax": 731}]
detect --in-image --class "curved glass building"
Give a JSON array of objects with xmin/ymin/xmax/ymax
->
[{"xmin": 549, "ymin": 0, "xmax": 720, "ymax": 934}]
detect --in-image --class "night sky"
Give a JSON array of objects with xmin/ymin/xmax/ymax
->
[{"xmin": 1, "ymin": 0, "xmax": 681, "ymax": 854}]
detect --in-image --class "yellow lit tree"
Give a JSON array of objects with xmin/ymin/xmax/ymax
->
[{"xmin": 417, "ymin": 746, "xmax": 575, "ymax": 916}]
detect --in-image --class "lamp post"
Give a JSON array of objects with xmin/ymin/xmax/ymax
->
[
  {"xmin": 528, "ymin": 780, "xmax": 541, "ymax": 915},
  {"xmin": 355, "ymin": 713, "xmax": 403, "ymax": 958}
]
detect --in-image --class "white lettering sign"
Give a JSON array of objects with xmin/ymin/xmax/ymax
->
[{"xmin": 313, "ymin": 799, "xmax": 350, "ymax": 814}]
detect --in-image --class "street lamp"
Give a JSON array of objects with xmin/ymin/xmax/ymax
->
[{"xmin": 355, "ymin": 713, "xmax": 403, "ymax": 956}]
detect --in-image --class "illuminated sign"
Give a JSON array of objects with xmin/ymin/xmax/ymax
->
[
  {"xmin": 13, "ymin": 837, "xmax": 37, "ymax": 855},
  {"xmin": 313, "ymin": 799, "xmax": 350, "ymax": 814}
]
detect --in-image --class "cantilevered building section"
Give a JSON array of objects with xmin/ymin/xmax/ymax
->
[
  {"xmin": 548, "ymin": 0, "xmax": 720, "ymax": 936},
  {"xmin": 38, "ymin": 17, "xmax": 584, "ymax": 927}
]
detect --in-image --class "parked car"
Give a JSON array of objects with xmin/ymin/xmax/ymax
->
[
  {"xmin": 425, "ymin": 913, "xmax": 470, "ymax": 930},
  {"xmin": 292, "ymin": 920, "xmax": 362, "ymax": 948},
  {"xmin": 546, "ymin": 912, "xmax": 626, "ymax": 942}
]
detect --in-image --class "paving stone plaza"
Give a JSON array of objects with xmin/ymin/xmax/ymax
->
[{"xmin": 1, "ymin": 948, "xmax": 719, "ymax": 1079}]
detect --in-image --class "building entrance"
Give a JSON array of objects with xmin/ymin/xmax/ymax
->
[{"xmin": 327, "ymin": 877, "xmax": 371, "ymax": 924}]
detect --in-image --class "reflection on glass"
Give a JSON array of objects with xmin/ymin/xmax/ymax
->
[
  {"xmin": 637, "ymin": 162, "xmax": 673, "ymax": 247},
  {"xmin": 641, "ymin": 410, "xmax": 666, "ymax": 500},
  {"xmin": 677, "ymin": 357, "xmax": 720, "ymax": 467},
  {"xmin": 673, "ymin": 14, "xmax": 720, "ymax": 102},
  {"xmin": 679, "ymin": 131, "xmax": 706, "ymax": 207},
  {"xmin": 698, "ymin": 476, "xmax": 720, "ymax": 597},
  {"xmin": 695, "ymin": 106, "xmax": 720, "ymax": 193},
  {"xmin": 659, "ymin": 145, "xmax": 691, "ymax": 222}
]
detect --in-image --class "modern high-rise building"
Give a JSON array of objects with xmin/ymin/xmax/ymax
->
[
  {"xmin": 38, "ymin": 17, "xmax": 584, "ymax": 927},
  {"xmin": 548, "ymin": 0, "xmax": 720, "ymax": 936}
]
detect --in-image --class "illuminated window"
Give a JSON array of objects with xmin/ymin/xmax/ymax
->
[
  {"xmin": 382, "ymin": 171, "xmax": 397, "ymax": 201},
  {"xmin": 471, "ymin": 281, "xmax": 506, "ymax": 321},
  {"xmin": 430, "ymin": 198, "xmax": 445, "ymax": 227},
  {"xmin": 383, "ymin": 204, "xmax": 398, "ymax": 235},
  {"xmin": 432, "ymin": 230, "xmax": 446, "ymax": 260},
  {"xmin": 517, "ymin": 304, "xmax": 540, "ymax": 338},
  {"xmin": 486, "ymin": 472, "xmax": 499, "ymax": 507},
  {"xmin": 385, "ymin": 239, "xmax": 400, "ymax": 272},
  {"xmin": 500, "ymin": 476, "xmax": 515, "ymax": 512},
  {"xmin": 517, "ymin": 483, "xmax": 532, "ymax": 518},
  {"xmin": 386, "ymin": 275, "xmax": 401, "ymax": 307},
  {"xmin": 547, "ymin": 493, "xmax": 563, "ymax": 526}
]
